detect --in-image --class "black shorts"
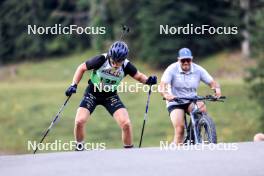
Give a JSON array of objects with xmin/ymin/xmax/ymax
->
[
  {"xmin": 167, "ymin": 103, "xmax": 191, "ymax": 115},
  {"xmin": 79, "ymin": 84, "xmax": 125, "ymax": 116}
]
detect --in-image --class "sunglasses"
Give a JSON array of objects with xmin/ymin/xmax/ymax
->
[{"xmin": 180, "ymin": 59, "xmax": 192, "ymax": 63}]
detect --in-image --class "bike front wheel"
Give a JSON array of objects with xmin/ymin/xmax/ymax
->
[{"xmin": 197, "ymin": 113, "xmax": 217, "ymax": 144}]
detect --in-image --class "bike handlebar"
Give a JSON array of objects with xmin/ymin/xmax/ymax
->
[{"xmin": 163, "ymin": 95, "xmax": 226, "ymax": 102}]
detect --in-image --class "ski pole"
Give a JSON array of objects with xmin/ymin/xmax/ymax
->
[
  {"xmin": 139, "ymin": 86, "xmax": 152, "ymax": 148},
  {"xmin": 33, "ymin": 95, "xmax": 71, "ymax": 154},
  {"xmin": 120, "ymin": 25, "xmax": 129, "ymax": 40}
]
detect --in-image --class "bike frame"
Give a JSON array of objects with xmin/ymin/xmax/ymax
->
[{"xmin": 184, "ymin": 100, "xmax": 203, "ymax": 144}]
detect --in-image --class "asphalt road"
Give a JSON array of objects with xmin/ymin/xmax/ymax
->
[{"xmin": 0, "ymin": 142, "xmax": 263, "ymax": 176}]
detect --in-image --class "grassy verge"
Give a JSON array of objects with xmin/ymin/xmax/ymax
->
[{"xmin": 0, "ymin": 50, "xmax": 261, "ymax": 154}]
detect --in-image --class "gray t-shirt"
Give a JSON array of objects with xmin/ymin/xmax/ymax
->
[{"xmin": 161, "ymin": 61, "xmax": 213, "ymax": 107}]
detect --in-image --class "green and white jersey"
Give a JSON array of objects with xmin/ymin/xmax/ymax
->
[{"xmin": 85, "ymin": 53, "xmax": 138, "ymax": 92}]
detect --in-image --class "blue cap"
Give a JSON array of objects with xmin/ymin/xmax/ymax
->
[{"xmin": 178, "ymin": 48, "xmax": 193, "ymax": 59}]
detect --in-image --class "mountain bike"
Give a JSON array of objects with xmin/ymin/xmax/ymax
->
[{"xmin": 169, "ymin": 95, "xmax": 226, "ymax": 144}]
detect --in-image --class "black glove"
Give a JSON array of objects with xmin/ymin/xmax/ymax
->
[
  {"xmin": 65, "ymin": 84, "xmax": 77, "ymax": 96},
  {"xmin": 146, "ymin": 75, "xmax": 157, "ymax": 85}
]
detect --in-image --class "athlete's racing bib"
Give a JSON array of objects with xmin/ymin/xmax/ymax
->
[{"xmin": 90, "ymin": 54, "xmax": 128, "ymax": 92}]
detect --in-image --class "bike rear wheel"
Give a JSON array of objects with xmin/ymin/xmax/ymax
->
[{"xmin": 197, "ymin": 113, "xmax": 217, "ymax": 144}]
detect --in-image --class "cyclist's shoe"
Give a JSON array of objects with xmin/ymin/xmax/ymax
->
[
  {"xmin": 75, "ymin": 142, "xmax": 85, "ymax": 151},
  {"xmin": 123, "ymin": 144, "xmax": 134, "ymax": 149}
]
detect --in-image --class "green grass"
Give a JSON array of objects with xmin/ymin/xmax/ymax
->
[{"xmin": 0, "ymin": 50, "xmax": 261, "ymax": 154}]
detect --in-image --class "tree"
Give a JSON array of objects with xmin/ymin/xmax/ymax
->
[
  {"xmin": 0, "ymin": 0, "xmax": 90, "ymax": 64},
  {"xmin": 89, "ymin": 0, "xmax": 114, "ymax": 52},
  {"xmin": 137, "ymin": 0, "xmax": 241, "ymax": 68},
  {"xmin": 246, "ymin": 2, "xmax": 264, "ymax": 129}
]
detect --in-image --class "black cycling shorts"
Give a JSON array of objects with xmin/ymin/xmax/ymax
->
[
  {"xmin": 167, "ymin": 103, "xmax": 191, "ymax": 115},
  {"xmin": 79, "ymin": 89, "xmax": 125, "ymax": 116}
]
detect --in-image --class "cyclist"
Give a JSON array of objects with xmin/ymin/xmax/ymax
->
[
  {"xmin": 159, "ymin": 48, "xmax": 221, "ymax": 145},
  {"xmin": 65, "ymin": 41, "xmax": 157, "ymax": 150}
]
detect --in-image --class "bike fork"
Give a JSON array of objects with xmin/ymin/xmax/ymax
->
[{"xmin": 190, "ymin": 114, "xmax": 199, "ymax": 144}]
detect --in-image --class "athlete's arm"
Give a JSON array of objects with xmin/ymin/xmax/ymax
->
[
  {"xmin": 124, "ymin": 62, "xmax": 147, "ymax": 83},
  {"xmin": 72, "ymin": 55, "xmax": 106, "ymax": 85},
  {"xmin": 199, "ymin": 66, "xmax": 222, "ymax": 98},
  {"xmin": 125, "ymin": 62, "xmax": 157, "ymax": 84},
  {"xmin": 159, "ymin": 65, "xmax": 176, "ymax": 101},
  {"xmin": 71, "ymin": 55, "xmax": 106, "ymax": 85},
  {"xmin": 65, "ymin": 63, "xmax": 87, "ymax": 96},
  {"xmin": 159, "ymin": 81, "xmax": 176, "ymax": 101},
  {"xmin": 132, "ymin": 71, "xmax": 148, "ymax": 84},
  {"xmin": 71, "ymin": 63, "xmax": 87, "ymax": 85},
  {"xmin": 209, "ymin": 80, "xmax": 221, "ymax": 97}
]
